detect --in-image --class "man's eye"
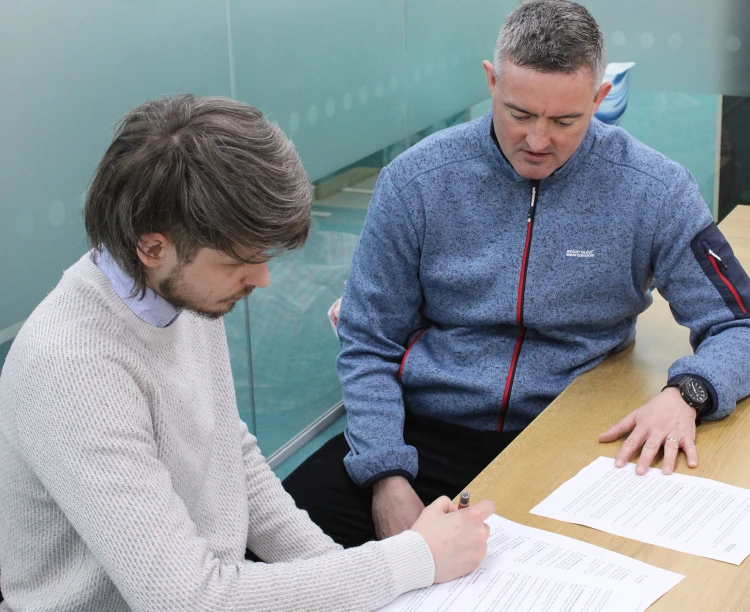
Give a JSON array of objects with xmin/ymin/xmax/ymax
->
[
  {"xmin": 511, "ymin": 113, "xmax": 530, "ymax": 121},
  {"xmin": 556, "ymin": 120, "xmax": 573, "ymax": 128}
]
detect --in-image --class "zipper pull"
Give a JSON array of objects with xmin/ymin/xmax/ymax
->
[
  {"xmin": 527, "ymin": 182, "xmax": 539, "ymax": 223},
  {"xmin": 527, "ymin": 188, "xmax": 535, "ymax": 223},
  {"xmin": 707, "ymin": 248, "xmax": 729, "ymax": 271}
]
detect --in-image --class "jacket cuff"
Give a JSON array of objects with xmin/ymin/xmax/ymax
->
[{"xmin": 343, "ymin": 444, "xmax": 418, "ymax": 488}]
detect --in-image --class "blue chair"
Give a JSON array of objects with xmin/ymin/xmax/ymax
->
[{"xmin": 595, "ymin": 62, "xmax": 635, "ymax": 126}]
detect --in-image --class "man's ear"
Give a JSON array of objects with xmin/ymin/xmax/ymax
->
[
  {"xmin": 137, "ymin": 233, "xmax": 172, "ymax": 269},
  {"xmin": 482, "ymin": 60, "xmax": 497, "ymax": 95},
  {"xmin": 592, "ymin": 81, "xmax": 613, "ymax": 114}
]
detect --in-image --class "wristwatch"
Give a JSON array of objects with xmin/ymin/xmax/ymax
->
[{"xmin": 663, "ymin": 375, "xmax": 713, "ymax": 417}]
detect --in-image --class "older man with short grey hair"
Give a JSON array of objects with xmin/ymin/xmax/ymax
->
[{"xmin": 284, "ymin": 0, "xmax": 750, "ymax": 549}]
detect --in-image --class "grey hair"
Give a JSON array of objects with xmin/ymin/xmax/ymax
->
[
  {"xmin": 493, "ymin": 0, "xmax": 607, "ymax": 88},
  {"xmin": 85, "ymin": 94, "xmax": 312, "ymax": 297}
]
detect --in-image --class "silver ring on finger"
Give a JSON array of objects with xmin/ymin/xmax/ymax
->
[{"xmin": 665, "ymin": 436, "xmax": 680, "ymax": 446}]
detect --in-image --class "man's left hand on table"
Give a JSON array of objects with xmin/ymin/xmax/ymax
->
[{"xmin": 599, "ymin": 387, "xmax": 698, "ymax": 476}]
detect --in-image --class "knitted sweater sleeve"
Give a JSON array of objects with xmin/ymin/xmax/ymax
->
[
  {"xmin": 13, "ymin": 353, "xmax": 435, "ymax": 611},
  {"xmin": 239, "ymin": 424, "xmax": 342, "ymax": 561}
]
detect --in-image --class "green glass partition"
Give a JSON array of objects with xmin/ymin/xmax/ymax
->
[
  {"xmin": 1, "ymin": 0, "xmax": 746, "ymax": 473},
  {"xmin": 230, "ymin": 0, "xmax": 409, "ymax": 183},
  {"xmin": 619, "ymin": 91, "xmax": 720, "ymax": 211},
  {"xmin": 581, "ymin": 0, "xmax": 750, "ymax": 97},
  {"xmin": 405, "ymin": 0, "xmax": 518, "ymax": 134},
  {"xmin": 0, "ymin": 0, "xmax": 232, "ymax": 336}
]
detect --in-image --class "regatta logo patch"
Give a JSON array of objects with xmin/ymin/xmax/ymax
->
[{"xmin": 566, "ymin": 249, "xmax": 595, "ymax": 258}]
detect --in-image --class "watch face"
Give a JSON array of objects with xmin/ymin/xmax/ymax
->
[{"xmin": 684, "ymin": 379, "xmax": 708, "ymax": 404}]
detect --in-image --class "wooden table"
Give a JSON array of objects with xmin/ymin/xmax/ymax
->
[{"xmin": 465, "ymin": 205, "xmax": 750, "ymax": 611}]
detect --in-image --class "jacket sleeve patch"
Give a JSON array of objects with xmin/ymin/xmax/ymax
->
[{"xmin": 690, "ymin": 223, "xmax": 750, "ymax": 318}]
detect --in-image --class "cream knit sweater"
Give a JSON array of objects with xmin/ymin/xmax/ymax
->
[{"xmin": 0, "ymin": 253, "xmax": 434, "ymax": 611}]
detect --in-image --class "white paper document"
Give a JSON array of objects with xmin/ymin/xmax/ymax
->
[
  {"xmin": 379, "ymin": 514, "xmax": 683, "ymax": 612},
  {"xmin": 381, "ymin": 562, "xmax": 641, "ymax": 612},
  {"xmin": 531, "ymin": 456, "xmax": 750, "ymax": 565}
]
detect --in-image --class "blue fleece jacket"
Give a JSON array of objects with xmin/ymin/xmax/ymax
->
[{"xmin": 337, "ymin": 111, "xmax": 750, "ymax": 488}]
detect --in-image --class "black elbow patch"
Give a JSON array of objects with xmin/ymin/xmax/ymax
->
[{"xmin": 690, "ymin": 223, "xmax": 750, "ymax": 319}]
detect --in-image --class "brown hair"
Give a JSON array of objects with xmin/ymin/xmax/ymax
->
[{"xmin": 85, "ymin": 94, "xmax": 312, "ymax": 296}]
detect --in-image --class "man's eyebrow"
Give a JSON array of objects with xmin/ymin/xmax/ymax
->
[
  {"xmin": 223, "ymin": 252, "xmax": 270, "ymax": 264},
  {"xmin": 504, "ymin": 102, "xmax": 584, "ymax": 120}
]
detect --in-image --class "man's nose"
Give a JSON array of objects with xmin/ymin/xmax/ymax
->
[
  {"xmin": 242, "ymin": 262, "xmax": 271, "ymax": 289},
  {"xmin": 526, "ymin": 120, "xmax": 550, "ymax": 152}
]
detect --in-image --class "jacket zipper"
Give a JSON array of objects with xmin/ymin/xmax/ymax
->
[
  {"xmin": 705, "ymin": 246, "xmax": 747, "ymax": 314},
  {"xmin": 498, "ymin": 180, "xmax": 540, "ymax": 430}
]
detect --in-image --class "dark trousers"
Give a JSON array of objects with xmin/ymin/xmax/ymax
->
[{"xmin": 282, "ymin": 413, "xmax": 520, "ymax": 548}]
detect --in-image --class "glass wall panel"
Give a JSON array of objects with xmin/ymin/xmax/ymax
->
[
  {"xmin": 228, "ymin": 0, "xmax": 411, "ymax": 455},
  {"xmin": 0, "ymin": 0, "xmax": 232, "ymax": 348},
  {"xmin": 230, "ymin": 0, "xmax": 408, "ymax": 183},
  {"xmin": 619, "ymin": 92, "xmax": 720, "ymax": 210},
  {"xmin": 581, "ymin": 0, "xmax": 750, "ymax": 96},
  {"xmin": 405, "ymin": 0, "xmax": 518, "ymax": 134},
  {"xmin": 244, "ymin": 223, "xmax": 362, "ymax": 456},
  {"xmin": 2, "ymin": 0, "xmax": 741, "ymax": 472}
]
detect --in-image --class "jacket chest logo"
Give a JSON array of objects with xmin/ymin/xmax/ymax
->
[{"xmin": 566, "ymin": 249, "xmax": 595, "ymax": 258}]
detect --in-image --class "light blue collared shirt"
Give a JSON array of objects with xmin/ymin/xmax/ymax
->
[{"xmin": 93, "ymin": 249, "xmax": 180, "ymax": 328}]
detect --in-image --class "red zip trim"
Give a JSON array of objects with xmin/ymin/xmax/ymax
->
[
  {"xmin": 707, "ymin": 254, "xmax": 747, "ymax": 314},
  {"xmin": 500, "ymin": 326, "xmax": 526, "ymax": 421},
  {"xmin": 498, "ymin": 183, "xmax": 538, "ymax": 431},
  {"xmin": 398, "ymin": 330, "xmax": 427, "ymax": 382},
  {"xmin": 516, "ymin": 220, "xmax": 534, "ymax": 322}
]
